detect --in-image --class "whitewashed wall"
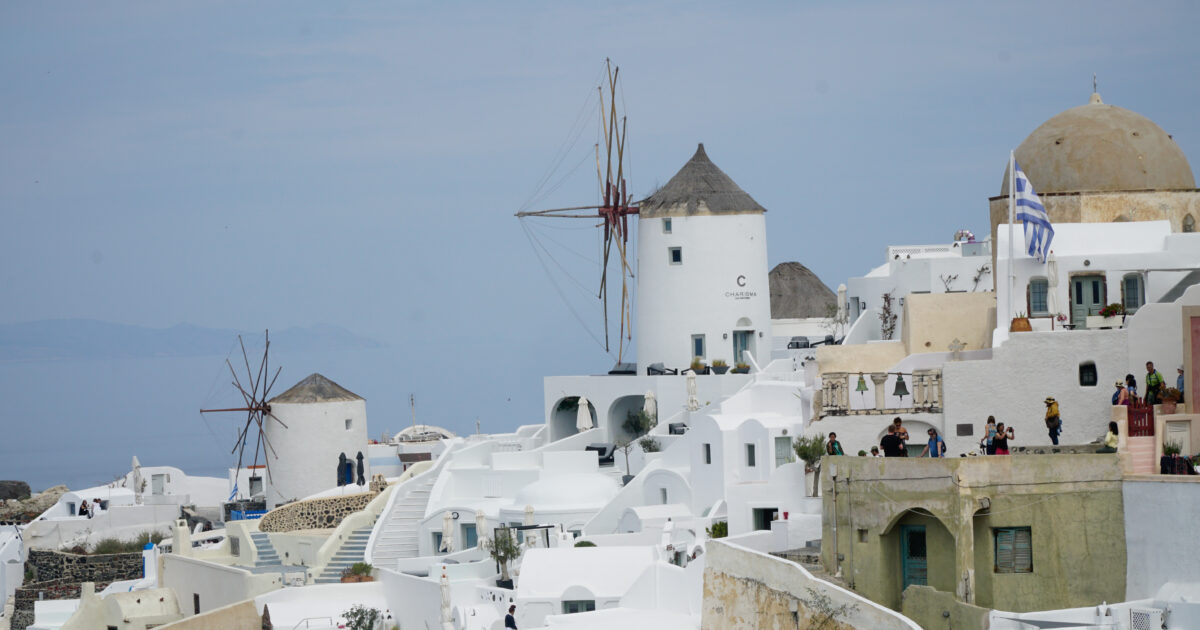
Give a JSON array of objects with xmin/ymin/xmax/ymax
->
[{"xmin": 265, "ymin": 398, "xmax": 368, "ymax": 508}]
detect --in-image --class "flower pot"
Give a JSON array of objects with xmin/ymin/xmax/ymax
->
[
  {"xmin": 711, "ymin": 365, "xmax": 729, "ymax": 375},
  {"xmin": 731, "ymin": 367, "xmax": 749, "ymax": 374},
  {"xmin": 1161, "ymin": 401, "xmax": 1178, "ymax": 414},
  {"xmin": 496, "ymin": 578, "xmax": 514, "ymax": 589},
  {"xmin": 1085, "ymin": 315, "xmax": 1123, "ymax": 329},
  {"xmin": 1010, "ymin": 317, "xmax": 1032, "ymax": 332}
]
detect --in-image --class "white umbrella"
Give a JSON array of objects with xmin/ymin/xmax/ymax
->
[
  {"xmin": 131, "ymin": 456, "xmax": 143, "ymax": 504},
  {"xmin": 575, "ymin": 396, "xmax": 593, "ymax": 431},
  {"xmin": 1046, "ymin": 251, "xmax": 1060, "ymax": 323},
  {"xmin": 837, "ymin": 283, "xmax": 848, "ymax": 321},
  {"xmin": 475, "ymin": 511, "xmax": 487, "ymax": 548},
  {"xmin": 686, "ymin": 373, "xmax": 700, "ymax": 411},
  {"xmin": 524, "ymin": 504, "xmax": 536, "ymax": 548},
  {"xmin": 643, "ymin": 391, "xmax": 657, "ymax": 426},
  {"xmin": 440, "ymin": 567, "xmax": 453, "ymax": 625},
  {"xmin": 440, "ymin": 512, "xmax": 455, "ymax": 553}
]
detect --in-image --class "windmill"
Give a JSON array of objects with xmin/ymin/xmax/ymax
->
[
  {"xmin": 516, "ymin": 59, "xmax": 639, "ymax": 364},
  {"xmin": 200, "ymin": 330, "xmax": 287, "ymax": 487}
]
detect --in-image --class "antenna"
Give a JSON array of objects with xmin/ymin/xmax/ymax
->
[
  {"xmin": 410, "ymin": 394, "xmax": 417, "ymax": 431},
  {"xmin": 1093, "ymin": 73, "xmax": 1097, "ymax": 94}
]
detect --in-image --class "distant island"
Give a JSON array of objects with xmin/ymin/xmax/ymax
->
[{"xmin": 0, "ymin": 320, "xmax": 382, "ymax": 361}]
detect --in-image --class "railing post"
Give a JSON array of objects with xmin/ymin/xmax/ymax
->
[{"xmin": 870, "ymin": 373, "xmax": 888, "ymax": 410}]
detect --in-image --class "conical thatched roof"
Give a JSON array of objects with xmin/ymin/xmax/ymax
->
[
  {"xmin": 269, "ymin": 373, "xmax": 362, "ymax": 404},
  {"xmin": 639, "ymin": 144, "xmax": 767, "ymax": 218},
  {"xmin": 769, "ymin": 262, "xmax": 837, "ymax": 319}
]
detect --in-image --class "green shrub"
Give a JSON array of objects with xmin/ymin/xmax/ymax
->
[
  {"xmin": 639, "ymin": 437, "xmax": 661, "ymax": 453},
  {"xmin": 88, "ymin": 531, "xmax": 164, "ymax": 555},
  {"xmin": 342, "ymin": 605, "xmax": 382, "ymax": 630},
  {"xmin": 706, "ymin": 521, "xmax": 728, "ymax": 539},
  {"xmin": 574, "ymin": 540, "xmax": 597, "ymax": 547}
]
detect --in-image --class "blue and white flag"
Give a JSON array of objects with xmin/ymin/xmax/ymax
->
[
  {"xmin": 1013, "ymin": 160, "xmax": 1054, "ymax": 263},
  {"xmin": 228, "ymin": 482, "xmax": 239, "ymax": 502}
]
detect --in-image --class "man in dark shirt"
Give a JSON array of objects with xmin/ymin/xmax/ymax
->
[{"xmin": 880, "ymin": 425, "xmax": 905, "ymax": 457}]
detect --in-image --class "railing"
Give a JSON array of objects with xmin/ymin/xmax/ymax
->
[
  {"xmin": 229, "ymin": 509, "xmax": 266, "ymax": 520},
  {"xmin": 820, "ymin": 370, "xmax": 943, "ymax": 416},
  {"xmin": 1128, "ymin": 403, "xmax": 1155, "ymax": 437},
  {"xmin": 291, "ymin": 617, "xmax": 334, "ymax": 629}
]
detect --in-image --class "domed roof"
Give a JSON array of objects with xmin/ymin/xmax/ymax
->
[
  {"xmin": 639, "ymin": 144, "xmax": 766, "ymax": 218},
  {"xmin": 269, "ymin": 373, "xmax": 362, "ymax": 404},
  {"xmin": 512, "ymin": 473, "xmax": 619, "ymax": 510},
  {"xmin": 1000, "ymin": 93, "xmax": 1195, "ymax": 195}
]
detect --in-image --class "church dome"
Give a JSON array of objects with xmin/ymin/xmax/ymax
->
[{"xmin": 1000, "ymin": 93, "xmax": 1195, "ymax": 195}]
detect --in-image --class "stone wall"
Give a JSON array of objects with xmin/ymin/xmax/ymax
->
[
  {"xmin": 258, "ymin": 490, "xmax": 376, "ymax": 532},
  {"xmin": 27, "ymin": 548, "xmax": 144, "ymax": 584},
  {"xmin": 12, "ymin": 579, "xmax": 99, "ymax": 630}
]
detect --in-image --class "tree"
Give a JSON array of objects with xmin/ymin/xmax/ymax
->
[
  {"xmin": 793, "ymin": 433, "xmax": 826, "ymax": 497},
  {"xmin": 822, "ymin": 302, "xmax": 849, "ymax": 340},
  {"xmin": 341, "ymin": 604, "xmax": 382, "ymax": 630},
  {"xmin": 879, "ymin": 292, "xmax": 898, "ymax": 340},
  {"xmin": 483, "ymin": 525, "xmax": 523, "ymax": 584}
]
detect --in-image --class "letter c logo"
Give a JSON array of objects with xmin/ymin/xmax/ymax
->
[{"xmin": 736, "ymin": 275, "xmax": 746, "ymax": 287}]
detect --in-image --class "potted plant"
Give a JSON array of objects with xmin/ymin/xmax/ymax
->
[
  {"xmin": 690, "ymin": 357, "xmax": 708, "ymax": 375},
  {"xmin": 1161, "ymin": 387, "xmax": 1182, "ymax": 414},
  {"xmin": 1088, "ymin": 303, "xmax": 1125, "ymax": 329},
  {"xmin": 340, "ymin": 562, "xmax": 374, "ymax": 583},
  {"xmin": 484, "ymin": 526, "xmax": 522, "ymax": 589},
  {"xmin": 1010, "ymin": 311, "xmax": 1032, "ymax": 332},
  {"xmin": 710, "ymin": 359, "xmax": 729, "ymax": 375},
  {"xmin": 731, "ymin": 362, "xmax": 750, "ymax": 374}
]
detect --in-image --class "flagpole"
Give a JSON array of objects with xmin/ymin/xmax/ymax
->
[{"xmin": 1007, "ymin": 150, "xmax": 1016, "ymax": 322}]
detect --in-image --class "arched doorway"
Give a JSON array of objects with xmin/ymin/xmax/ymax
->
[
  {"xmin": 609, "ymin": 394, "xmax": 648, "ymax": 442},
  {"xmin": 551, "ymin": 397, "xmax": 594, "ymax": 442},
  {"xmin": 881, "ymin": 508, "xmax": 956, "ymax": 608}
]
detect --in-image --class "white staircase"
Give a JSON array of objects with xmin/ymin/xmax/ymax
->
[{"xmin": 367, "ymin": 476, "xmax": 436, "ymax": 566}]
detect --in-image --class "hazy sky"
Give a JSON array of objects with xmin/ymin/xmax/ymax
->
[{"xmin": 3, "ymin": 2, "xmax": 1199, "ymax": 486}]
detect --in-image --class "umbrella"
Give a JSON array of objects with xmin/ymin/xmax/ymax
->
[
  {"xmin": 575, "ymin": 397, "xmax": 593, "ymax": 431},
  {"xmin": 686, "ymin": 373, "xmax": 700, "ymax": 411},
  {"xmin": 356, "ymin": 451, "xmax": 366, "ymax": 486},
  {"xmin": 440, "ymin": 567, "xmax": 452, "ymax": 624},
  {"xmin": 1046, "ymin": 251, "xmax": 1060, "ymax": 323},
  {"xmin": 837, "ymin": 283, "xmax": 848, "ymax": 321},
  {"xmin": 475, "ymin": 511, "xmax": 487, "ymax": 548},
  {"xmin": 440, "ymin": 512, "xmax": 455, "ymax": 553},
  {"xmin": 337, "ymin": 453, "xmax": 348, "ymax": 487},
  {"xmin": 524, "ymin": 504, "xmax": 536, "ymax": 548},
  {"xmin": 131, "ymin": 456, "xmax": 143, "ymax": 495},
  {"xmin": 643, "ymin": 391, "xmax": 657, "ymax": 426}
]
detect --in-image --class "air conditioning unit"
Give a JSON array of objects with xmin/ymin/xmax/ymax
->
[{"xmin": 1129, "ymin": 607, "xmax": 1164, "ymax": 630}]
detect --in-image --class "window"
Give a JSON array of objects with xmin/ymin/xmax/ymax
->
[
  {"xmin": 1122, "ymin": 274, "xmax": 1144, "ymax": 313},
  {"xmin": 775, "ymin": 436, "xmax": 792, "ymax": 467},
  {"xmin": 1028, "ymin": 278, "xmax": 1049, "ymax": 316},
  {"xmin": 248, "ymin": 476, "xmax": 264, "ymax": 497},
  {"xmin": 1079, "ymin": 361, "xmax": 1097, "ymax": 387},
  {"xmin": 563, "ymin": 600, "xmax": 596, "ymax": 614},
  {"xmin": 660, "ymin": 488, "xmax": 668, "ymax": 504},
  {"xmin": 432, "ymin": 532, "xmax": 443, "ymax": 554},
  {"xmin": 461, "ymin": 524, "xmax": 477, "ymax": 548},
  {"xmin": 663, "ymin": 218, "xmax": 672, "ymax": 234},
  {"xmin": 745, "ymin": 443, "xmax": 756, "ymax": 467},
  {"xmin": 858, "ymin": 528, "xmax": 868, "ymax": 543},
  {"xmin": 345, "ymin": 418, "xmax": 353, "ymax": 430},
  {"xmin": 752, "ymin": 507, "xmax": 777, "ymax": 530},
  {"xmin": 1184, "ymin": 213, "xmax": 1195, "ymax": 233},
  {"xmin": 692, "ymin": 334, "xmax": 706, "ymax": 359},
  {"xmin": 994, "ymin": 527, "xmax": 1032, "ymax": 573},
  {"xmin": 703, "ymin": 443, "xmax": 712, "ymax": 464},
  {"xmin": 193, "ymin": 594, "xmax": 200, "ymax": 615},
  {"xmin": 669, "ymin": 247, "xmax": 683, "ymax": 265}
]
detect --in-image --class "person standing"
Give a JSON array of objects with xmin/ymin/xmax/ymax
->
[
  {"xmin": 993, "ymin": 423, "xmax": 1014, "ymax": 455},
  {"xmin": 880, "ymin": 425, "xmax": 905, "ymax": 457},
  {"xmin": 826, "ymin": 433, "xmax": 844, "ymax": 456},
  {"xmin": 981, "ymin": 416, "xmax": 998, "ymax": 455},
  {"xmin": 1113, "ymin": 381, "xmax": 1129, "ymax": 406},
  {"xmin": 1044, "ymin": 397, "xmax": 1062, "ymax": 445},
  {"xmin": 921, "ymin": 428, "xmax": 946, "ymax": 457},
  {"xmin": 1145, "ymin": 362, "xmax": 1165, "ymax": 405},
  {"xmin": 892, "ymin": 418, "xmax": 910, "ymax": 456},
  {"xmin": 1179, "ymin": 366, "xmax": 1186, "ymax": 403},
  {"xmin": 505, "ymin": 605, "xmax": 518, "ymax": 629},
  {"xmin": 869, "ymin": 446, "xmax": 882, "ymax": 457},
  {"xmin": 1126, "ymin": 374, "xmax": 1139, "ymax": 403}
]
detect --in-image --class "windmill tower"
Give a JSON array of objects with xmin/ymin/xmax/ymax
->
[
  {"xmin": 264, "ymin": 374, "xmax": 368, "ymax": 508},
  {"xmin": 635, "ymin": 144, "xmax": 772, "ymax": 370}
]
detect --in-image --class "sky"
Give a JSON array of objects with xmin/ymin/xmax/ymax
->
[{"xmin": 2, "ymin": 2, "xmax": 1198, "ymax": 489}]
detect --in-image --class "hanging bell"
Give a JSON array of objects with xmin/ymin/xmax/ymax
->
[
  {"xmin": 856, "ymin": 374, "xmax": 868, "ymax": 393},
  {"xmin": 893, "ymin": 374, "xmax": 910, "ymax": 400}
]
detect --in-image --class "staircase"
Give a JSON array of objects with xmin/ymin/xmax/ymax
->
[
  {"xmin": 367, "ymin": 475, "xmax": 437, "ymax": 567},
  {"xmin": 248, "ymin": 531, "xmax": 281, "ymax": 568},
  {"xmin": 1126, "ymin": 436, "xmax": 1156, "ymax": 474},
  {"xmin": 314, "ymin": 527, "xmax": 373, "ymax": 584}
]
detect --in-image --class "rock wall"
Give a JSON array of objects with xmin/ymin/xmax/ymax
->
[
  {"xmin": 12, "ymin": 579, "xmax": 99, "ymax": 630},
  {"xmin": 0, "ymin": 480, "xmax": 31, "ymax": 501},
  {"xmin": 0, "ymin": 484, "xmax": 67, "ymax": 524},
  {"xmin": 27, "ymin": 548, "xmax": 144, "ymax": 585},
  {"xmin": 257, "ymin": 490, "xmax": 376, "ymax": 532}
]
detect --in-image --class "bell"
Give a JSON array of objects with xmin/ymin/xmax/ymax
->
[
  {"xmin": 893, "ymin": 374, "xmax": 910, "ymax": 400},
  {"xmin": 855, "ymin": 374, "xmax": 868, "ymax": 392}
]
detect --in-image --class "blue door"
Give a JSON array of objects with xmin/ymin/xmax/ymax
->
[{"xmin": 900, "ymin": 525, "xmax": 927, "ymax": 590}]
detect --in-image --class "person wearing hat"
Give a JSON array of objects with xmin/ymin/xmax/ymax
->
[
  {"xmin": 1113, "ymin": 381, "xmax": 1130, "ymax": 406},
  {"xmin": 1044, "ymin": 397, "xmax": 1062, "ymax": 445}
]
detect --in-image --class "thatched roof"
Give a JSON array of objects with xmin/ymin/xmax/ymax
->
[
  {"xmin": 639, "ymin": 144, "xmax": 767, "ymax": 218},
  {"xmin": 769, "ymin": 262, "xmax": 837, "ymax": 319},
  {"xmin": 269, "ymin": 373, "xmax": 362, "ymax": 404}
]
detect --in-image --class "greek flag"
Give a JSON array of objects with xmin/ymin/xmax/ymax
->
[
  {"xmin": 1014, "ymin": 161, "xmax": 1053, "ymax": 263},
  {"xmin": 228, "ymin": 482, "xmax": 238, "ymax": 502}
]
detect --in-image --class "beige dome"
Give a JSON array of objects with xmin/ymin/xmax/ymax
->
[{"xmin": 1000, "ymin": 93, "xmax": 1195, "ymax": 195}]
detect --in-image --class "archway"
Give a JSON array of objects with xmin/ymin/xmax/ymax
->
[
  {"xmin": 551, "ymin": 397, "xmax": 595, "ymax": 442},
  {"xmin": 609, "ymin": 394, "xmax": 648, "ymax": 442},
  {"xmin": 880, "ymin": 507, "xmax": 956, "ymax": 609}
]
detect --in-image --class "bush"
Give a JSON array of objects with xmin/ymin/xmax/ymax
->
[
  {"xmin": 88, "ymin": 531, "xmax": 164, "ymax": 555},
  {"xmin": 639, "ymin": 437, "xmax": 661, "ymax": 452},
  {"xmin": 623, "ymin": 410, "xmax": 653, "ymax": 439},
  {"xmin": 342, "ymin": 605, "xmax": 382, "ymax": 630},
  {"xmin": 342, "ymin": 562, "xmax": 372, "ymax": 577},
  {"xmin": 574, "ymin": 540, "xmax": 596, "ymax": 547},
  {"xmin": 706, "ymin": 521, "xmax": 728, "ymax": 539}
]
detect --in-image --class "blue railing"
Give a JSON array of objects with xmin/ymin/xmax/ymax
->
[{"xmin": 230, "ymin": 509, "xmax": 267, "ymax": 521}]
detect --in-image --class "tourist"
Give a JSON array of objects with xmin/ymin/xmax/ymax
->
[
  {"xmin": 1146, "ymin": 362, "xmax": 1165, "ymax": 404},
  {"xmin": 826, "ymin": 433, "xmax": 844, "ymax": 456},
  {"xmin": 1126, "ymin": 374, "xmax": 1139, "ymax": 403},
  {"xmin": 920, "ymin": 428, "xmax": 946, "ymax": 458},
  {"xmin": 1044, "ymin": 396, "xmax": 1062, "ymax": 445},
  {"xmin": 980, "ymin": 416, "xmax": 997, "ymax": 455},
  {"xmin": 1179, "ymin": 366, "xmax": 1186, "ymax": 403},
  {"xmin": 993, "ymin": 423, "xmax": 1014, "ymax": 455},
  {"xmin": 880, "ymin": 425, "xmax": 904, "ymax": 457},
  {"xmin": 870, "ymin": 446, "xmax": 882, "ymax": 457},
  {"xmin": 1113, "ymin": 381, "xmax": 1129, "ymax": 406},
  {"xmin": 91, "ymin": 499, "xmax": 103, "ymax": 516},
  {"xmin": 78, "ymin": 501, "xmax": 89, "ymax": 518},
  {"xmin": 1097, "ymin": 421, "xmax": 1119, "ymax": 453},
  {"xmin": 892, "ymin": 418, "xmax": 909, "ymax": 455},
  {"xmin": 506, "ymin": 605, "xmax": 518, "ymax": 629}
]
